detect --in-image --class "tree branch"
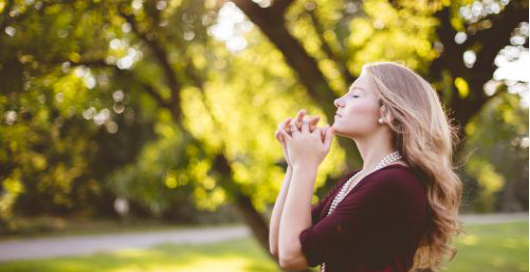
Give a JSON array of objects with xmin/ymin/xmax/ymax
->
[
  {"xmin": 470, "ymin": 1, "xmax": 528, "ymax": 84},
  {"xmin": 430, "ymin": 6, "xmax": 467, "ymax": 81},
  {"xmin": 231, "ymin": 0, "xmax": 338, "ymax": 120},
  {"xmin": 429, "ymin": 0, "xmax": 528, "ymax": 150},
  {"xmin": 271, "ymin": 0, "xmax": 295, "ymax": 15},
  {"xmin": 307, "ymin": 8, "xmax": 355, "ymax": 84},
  {"xmin": 462, "ymin": 1, "xmax": 527, "ymax": 49},
  {"xmin": 117, "ymin": 7, "xmax": 182, "ymax": 120}
]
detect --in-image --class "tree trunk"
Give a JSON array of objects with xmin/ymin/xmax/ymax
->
[{"xmin": 213, "ymin": 152, "xmax": 312, "ymax": 272}]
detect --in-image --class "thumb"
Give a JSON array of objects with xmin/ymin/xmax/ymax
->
[{"xmin": 323, "ymin": 127, "xmax": 334, "ymax": 151}]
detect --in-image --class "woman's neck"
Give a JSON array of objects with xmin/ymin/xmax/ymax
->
[{"xmin": 353, "ymin": 130, "xmax": 397, "ymax": 171}]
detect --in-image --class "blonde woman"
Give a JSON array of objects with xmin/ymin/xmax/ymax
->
[{"xmin": 270, "ymin": 62, "xmax": 464, "ymax": 272}]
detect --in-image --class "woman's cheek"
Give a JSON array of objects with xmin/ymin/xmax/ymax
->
[
  {"xmin": 346, "ymin": 102, "xmax": 371, "ymax": 120},
  {"xmin": 346, "ymin": 105, "xmax": 377, "ymax": 128}
]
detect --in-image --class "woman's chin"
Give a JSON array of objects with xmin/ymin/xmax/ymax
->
[{"xmin": 331, "ymin": 124, "xmax": 340, "ymax": 134}]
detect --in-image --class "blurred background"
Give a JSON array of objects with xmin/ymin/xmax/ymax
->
[{"xmin": 0, "ymin": 0, "xmax": 528, "ymax": 271}]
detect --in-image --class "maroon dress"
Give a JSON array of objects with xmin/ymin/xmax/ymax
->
[{"xmin": 299, "ymin": 164, "xmax": 429, "ymax": 272}]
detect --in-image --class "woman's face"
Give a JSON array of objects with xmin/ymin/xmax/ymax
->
[{"xmin": 332, "ymin": 74, "xmax": 383, "ymax": 138}]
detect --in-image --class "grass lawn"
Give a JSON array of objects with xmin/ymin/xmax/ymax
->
[
  {"xmin": 445, "ymin": 221, "xmax": 528, "ymax": 272},
  {"xmin": 0, "ymin": 221, "xmax": 527, "ymax": 272},
  {"xmin": 0, "ymin": 237, "xmax": 282, "ymax": 272}
]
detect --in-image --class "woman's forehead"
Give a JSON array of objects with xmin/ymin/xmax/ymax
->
[{"xmin": 349, "ymin": 75, "xmax": 372, "ymax": 93}]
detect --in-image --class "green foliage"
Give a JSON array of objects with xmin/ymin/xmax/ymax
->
[
  {"xmin": 0, "ymin": 1, "xmax": 155, "ymax": 227},
  {"xmin": 346, "ymin": 0, "xmax": 440, "ymax": 74},
  {"xmin": 0, "ymin": 0, "xmax": 527, "ymax": 226},
  {"xmin": 462, "ymin": 93, "xmax": 529, "ymax": 212}
]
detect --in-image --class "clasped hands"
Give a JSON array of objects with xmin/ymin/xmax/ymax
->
[{"xmin": 274, "ymin": 109, "xmax": 334, "ymax": 169}]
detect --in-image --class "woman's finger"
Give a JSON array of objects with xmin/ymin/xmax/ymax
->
[
  {"xmin": 283, "ymin": 118, "xmax": 293, "ymax": 134},
  {"xmin": 309, "ymin": 116, "xmax": 321, "ymax": 132},
  {"xmin": 279, "ymin": 129, "xmax": 292, "ymax": 143},
  {"xmin": 301, "ymin": 115, "xmax": 310, "ymax": 133},
  {"xmin": 323, "ymin": 127, "xmax": 334, "ymax": 151},
  {"xmin": 275, "ymin": 129, "xmax": 284, "ymax": 143},
  {"xmin": 275, "ymin": 124, "xmax": 283, "ymax": 142},
  {"xmin": 321, "ymin": 126, "xmax": 328, "ymax": 142},
  {"xmin": 314, "ymin": 127, "xmax": 322, "ymax": 140},
  {"xmin": 294, "ymin": 109, "xmax": 306, "ymax": 130},
  {"xmin": 290, "ymin": 120, "xmax": 296, "ymax": 132}
]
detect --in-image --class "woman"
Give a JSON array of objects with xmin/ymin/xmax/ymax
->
[{"xmin": 269, "ymin": 62, "xmax": 464, "ymax": 272}]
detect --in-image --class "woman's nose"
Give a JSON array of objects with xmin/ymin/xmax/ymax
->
[{"xmin": 334, "ymin": 98, "xmax": 343, "ymax": 108}]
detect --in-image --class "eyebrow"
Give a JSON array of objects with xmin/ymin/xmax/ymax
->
[{"xmin": 349, "ymin": 87, "xmax": 364, "ymax": 93}]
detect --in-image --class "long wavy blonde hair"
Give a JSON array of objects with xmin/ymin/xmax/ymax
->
[{"xmin": 362, "ymin": 61, "xmax": 465, "ymax": 272}]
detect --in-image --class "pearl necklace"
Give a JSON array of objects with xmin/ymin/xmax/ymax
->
[{"xmin": 320, "ymin": 151, "xmax": 403, "ymax": 272}]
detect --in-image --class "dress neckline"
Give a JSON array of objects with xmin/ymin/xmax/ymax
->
[
  {"xmin": 340, "ymin": 163, "xmax": 410, "ymax": 192},
  {"xmin": 323, "ymin": 164, "xmax": 412, "ymax": 217}
]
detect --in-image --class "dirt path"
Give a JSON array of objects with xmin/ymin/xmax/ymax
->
[{"xmin": 0, "ymin": 225, "xmax": 250, "ymax": 261}]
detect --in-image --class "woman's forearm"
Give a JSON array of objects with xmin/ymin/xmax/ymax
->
[
  {"xmin": 278, "ymin": 165, "xmax": 318, "ymax": 265},
  {"xmin": 269, "ymin": 165, "xmax": 294, "ymax": 257}
]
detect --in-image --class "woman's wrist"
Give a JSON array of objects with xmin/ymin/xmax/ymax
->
[
  {"xmin": 292, "ymin": 162, "xmax": 320, "ymax": 173},
  {"xmin": 292, "ymin": 164, "xmax": 319, "ymax": 183},
  {"xmin": 286, "ymin": 165, "xmax": 293, "ymax": 179}
]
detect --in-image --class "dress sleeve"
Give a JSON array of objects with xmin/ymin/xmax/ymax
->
[{"xmin": 299, "ymin": 171, "xmax": 412, "ymax": 267}]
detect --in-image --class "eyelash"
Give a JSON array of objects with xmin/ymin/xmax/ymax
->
[{"xmin": 352, "ymin": 95, "xmax": 359, "ymax": 98}]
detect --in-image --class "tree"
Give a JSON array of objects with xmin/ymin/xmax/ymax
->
[
  {"xmin": 232, "ymin": 0, "xmax": 528, "ymax": 161},
  {"xmin": 0, "ymin": 1, "xmax": 527, "ymax": 270}
]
